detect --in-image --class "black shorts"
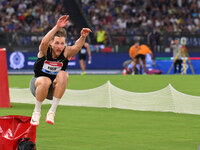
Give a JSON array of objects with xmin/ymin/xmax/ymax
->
[
  {"xmin": 136, "ymin": 54, "xmax": 146, "ymax": 60},
  {"xmin": 79, "ymin": 54, "xmax": 87, "ymax": 60}
]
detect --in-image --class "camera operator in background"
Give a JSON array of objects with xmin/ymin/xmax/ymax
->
[{"xmin": 170, "ymin": 39, "xmax": 183, "ymax": 74}]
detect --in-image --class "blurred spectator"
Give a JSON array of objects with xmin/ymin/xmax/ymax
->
[{"xmin": 95, "ymin": 26, "xmax": 107, "ymax": 45}]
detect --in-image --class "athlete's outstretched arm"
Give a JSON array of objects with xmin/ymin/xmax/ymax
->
[
  {"xmin": 65, "ymin": 28, "xmax": 92, "ymax": 60},
  {"xmin": 38, "ymin": 15, "xmax": 69, "ymax": 57}
]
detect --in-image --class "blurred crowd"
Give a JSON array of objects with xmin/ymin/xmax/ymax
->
[
  {"xmin": 81, "ymin": 0, "xmax": 200, "ymax": 35},
  {"xmin": 2, "ymin": 0, "xmax": 200, "ymax": 35},
  {"xmin": 0, "ymin": 0, "xmax": 79, "ymax": 45},
  {"xmin": 0, "ymin": 0, "xmax": 66, "ymax": 33},
  {"xmin": 1, "ymin": 0, "xmax": 200, "ymax": 47}
]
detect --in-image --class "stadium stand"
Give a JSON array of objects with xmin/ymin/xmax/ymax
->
[
  {"xmin": 0, "ymin": 0, "xmax": 78, "ymax": 49},
  {"xmin": 79, "ymin": 0, "xmax": 200, "ymax": 52},
  {"xmin": 80, "ymin": 0, "xmax": 200, "ymax": 34},
  {"xmin": 0, "ymin": 0, "xmax": 200, "ymax": 52}
]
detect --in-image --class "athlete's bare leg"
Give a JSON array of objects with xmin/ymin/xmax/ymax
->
[
  {"xmin": 41, "ymin": 71, "xmax": 68, "ymax": 125},
  {"xmin": 79, "ymin": 59, "xmax": 86, "ymax": 73},
  {"xmin": 53, "ymin": 71, "xmax": 68, "ymax": 99},
  {"xmin": 142, "ymin": 59, "xmax": 147, "ymax": 73},
  {"xmin": 133, "ymin": 58, "xmax": 139, "ymax": 73},
  {"xmin": 31, "ymin": 76, "xmax": 52, "ymax": 126},
  {"xmin": 35, "ymin": 76, "xmax": 52, "ymax": 102},
  {"xmin": 138, "ymin": 59, "xmax": 142, "ymax": 74}
]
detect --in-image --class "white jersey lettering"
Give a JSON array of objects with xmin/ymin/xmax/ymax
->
[{"xmin": 42, "ymin": 60, "xmax": 63, "ymax": 75}]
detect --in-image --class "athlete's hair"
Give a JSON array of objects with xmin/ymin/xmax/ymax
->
[{"xmin": 53, "ymin": 28, "xmax": 67, "ymax": 40}]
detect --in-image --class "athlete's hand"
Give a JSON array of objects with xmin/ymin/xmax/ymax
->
[
  {"xmin": 56, "ymin": 15, "xmax": 69, "ymax": 28},
  {"xmin": 81, "ymin": 28, "xmax": 92, "ymax": 38}
]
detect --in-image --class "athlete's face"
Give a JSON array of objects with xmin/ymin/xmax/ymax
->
[{"xmin": 51, "ymin": 36, "xmax": 66, "ymax": 57}]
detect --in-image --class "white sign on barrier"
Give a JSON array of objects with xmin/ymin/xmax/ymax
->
[{"xmin": 9, "ymin": 52, "xmax": 25, "ymax": 69}]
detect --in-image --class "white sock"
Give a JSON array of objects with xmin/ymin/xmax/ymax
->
[
  {"xmin": 34, "ymin": 100, "xmax": 42, "ymax": 112},
  {"xmin": 49, "ymin": 97, "xmax": 60, "ymax": 113}
]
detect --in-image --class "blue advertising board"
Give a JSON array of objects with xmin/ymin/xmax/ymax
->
[
  {"xmin": 6, "ymin": 51, "xmax": 200, "ymax": 74},
  {"xmin": 6, "ymin": 52, "xmax": 129, "ymax": 70}
]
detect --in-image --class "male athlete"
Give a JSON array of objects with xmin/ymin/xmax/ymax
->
[
  {"xmin": 30, "ymin": 15, "xmax": 92, "ymax": 126},
  {"xmin": 78, "ymin": 42, "xmax": 91, "ymax": 75}
]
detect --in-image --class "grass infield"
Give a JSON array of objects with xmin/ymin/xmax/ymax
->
[{"xmin": 1, "ymin": 74, "xmax": 200, "ymax": 149}]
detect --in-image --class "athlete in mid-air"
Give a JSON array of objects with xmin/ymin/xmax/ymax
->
[{"xmin": 30, "ymin": 15, "xmax": 92, "ymax": 126}]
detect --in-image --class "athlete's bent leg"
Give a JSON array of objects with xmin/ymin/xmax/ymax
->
[
  {"xmin": 46, "ymin": 71, "xmax": 68, "ymax": 125},
  {"xmin": 138, "ymin": 59, "xmax": 143, "ymax": 74},
  {"xmin": 53, "ymin": 71, "xmax": 68, "ymax": 98},
  {"xmin": 31, "ymin": 77, "xmax": 52, "ymax": 126},
  {"xmin": 35, "ymin": 77, "xmax": 52, "ymax": 102},
  {"xmin": 133, "ymin": 58, "xmax": 138, "ymax": 74}
]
